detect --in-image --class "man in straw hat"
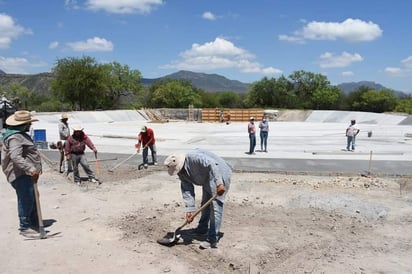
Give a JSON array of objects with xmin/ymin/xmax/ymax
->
[
  {"xmin": 1, "ymin": 110, "xmax": 42, "ymax": 235},
  {"xmin": 164, "ymin": 149, "xmax": 232, "ymax": 249},
  {"xmin": 57, "ymin": 113, "xmax": 72, "ymax": 174},
  {"xmin": 65, "ymin": 125, "xmax": 100, "ymax": 185}
]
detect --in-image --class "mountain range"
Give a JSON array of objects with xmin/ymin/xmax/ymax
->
[{"xmin": 0, "ymin": 69, "xmax": 407, "ymax": 97}]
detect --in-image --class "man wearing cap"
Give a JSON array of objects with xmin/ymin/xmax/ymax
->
[
  {"xmin": 346, "ymin": 119, "xmax": 360, "ymax": 151},
  {"xmin": 135, "ymin": 126, "xmax": 157, "ymax": 168},
  {"xmin": 164, "ymin": 149, "xmax": 232, "ymax": 249},
  {"xmin": 1, "ymin": 110, "xmax": 42, "ymax": 235},
  {"xmin": 247, "ymin": 117, "xmax": 256, "ymax": 155},
  {"xmin": 58, "ymin": 113, "xmax": 71, "ymax": 174},
  {"xmin": 65, "ymin": 125, "xmax": 99, "ymax": 185}
]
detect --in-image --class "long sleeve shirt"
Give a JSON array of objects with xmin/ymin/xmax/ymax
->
[
  {"xmin": 1, "ymin": 130, "xmax": 42, "ymax": 183},
  {"xmin": 177, "ymin": 149, "xmax": 232, "ymax": 212},
  {"xmin": 65, "ymin": 134, "xmax": 96, "ymax": 155}
]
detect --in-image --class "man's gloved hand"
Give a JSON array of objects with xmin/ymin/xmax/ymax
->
[
  {"xmin": 217, "ymin": 184, "xmax": 225, "ymax": 196},
  {"xmin": 185, "ymin": 212, "xmax": 194, "ymax": 223},
  {"xmin": 94, "ymin": 150, "xmax": 98, "ymax": 158}
]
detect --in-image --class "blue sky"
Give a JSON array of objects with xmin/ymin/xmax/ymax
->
[{"xmin": 1, "ymin": 0, "xmax": 412, "ymax": 93}]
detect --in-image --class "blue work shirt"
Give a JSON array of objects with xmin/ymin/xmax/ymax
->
[{"xmin": 177, "ymin": 149, "xmax": 232, "ymax": 212}]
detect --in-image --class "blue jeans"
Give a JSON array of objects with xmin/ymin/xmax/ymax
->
[
  {"xmin": 197, "ymin": 190, "xmax": 224, "ymax": 244},
  {"xmin": 11, "ymin": 175, "xmax": 39, "ymax": 230},
  {"xmin": 347, "ymin": 136, "xmax": 356, "ymax": 151},
  {"xmin": 260, "ymin": 131, "xmax": 268, "ymax": 151},
  {"xmin": 142, "ymin": 144, "xmax": 157, "ymax": 164},
  {"xmin": 71, "ymin": 153, "xmax": 95, "ymax": 182},
  {"xmin": 249, "ymin": 133, "xmax": 256, "ymax": 154}
]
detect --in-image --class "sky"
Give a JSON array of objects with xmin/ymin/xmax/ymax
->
[{"xmin": 0, "ymin": 0, "xmax": 412, "ymax": 93}]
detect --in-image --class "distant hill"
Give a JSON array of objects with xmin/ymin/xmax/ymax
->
[
  {"xmin": 142, "ymin": 70, "xmax": 250, "ymax": 93},
  {"xmin": 0, "ymin": 70, "xmax": 408, "ymax": 98},
  {"xmin": 337, "ymin": 81, "xmax": 408, "ymax": 98},
  {"xmin": 0, "ymin": 72, "xmax": 54, "ymax": 95}
]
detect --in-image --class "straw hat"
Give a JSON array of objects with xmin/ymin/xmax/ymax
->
[
  {"xmin": 164, "ymin": 153, "xmax": 186, "ymax": 176},
  {"xmin": 6, "ymin": 110, "xmax": 38, "ymax": 126},
  {"xmin": 72, "ymin": 125, "xmax": 84, "ymax": 131},
  {"xmin": 61, "ymin": 113, "xmax": 69, "ymax": 119}
]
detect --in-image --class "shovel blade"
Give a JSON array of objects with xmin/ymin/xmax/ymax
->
[{"xmin": 157, "ymin": 232, "xmax": 180, "ymax": 246}]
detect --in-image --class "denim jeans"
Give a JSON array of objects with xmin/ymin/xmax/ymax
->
[
  {"xmin": 71, "ymin": 153, "xmax": 95, "ymax": 182},
  {"xmin": 197, "ymin": 190, "xmax": 224, "ymax": 243},
  {"xmin": 11, "ymin": 175, "xmax": 39, "ymax": 230},
  {"xmin": 260, "ymin": 131, "xmax": 268, "ymax": 151},
  {"xmin": 249, "ymin": 133, "xmax": 256, "ymax": 154},
  {"xmin": 347, "ymin": 136, "xmax": 356, "ymax": 150},
  {"xmin": 142, "ymin": 144, "xmax": 157, "ymax": 164}
]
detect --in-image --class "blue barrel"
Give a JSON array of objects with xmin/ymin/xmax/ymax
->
[{"xmin": 33, "ymin": 129, "xmax": 46, "ymax": 143}]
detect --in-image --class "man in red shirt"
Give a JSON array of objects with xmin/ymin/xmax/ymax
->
[{"xmin": 135, "ymin": 126, "xmax": 157, "ymax": 168}]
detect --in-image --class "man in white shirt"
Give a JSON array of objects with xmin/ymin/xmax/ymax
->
[{"xmin": 346, "ymin": 119, "xmax": 360, "ymax": 151}]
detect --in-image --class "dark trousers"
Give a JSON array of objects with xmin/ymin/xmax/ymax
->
[
  {"xmin": 249, "ymin": 133, "xmax": 256, "ymax": 154},
  {"xmin": 11, "ymin": 175, "xmax": 39, "ymax": 230}
]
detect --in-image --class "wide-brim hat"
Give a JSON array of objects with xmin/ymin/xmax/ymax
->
[
  {"xmin": 72, "ymin": 125, "xmax": 84, "ymax": 131},
  {"xmin": 6, "ymin": 110, "xmax": 38, "ymax": 126},
  {"xmin": 164, "ymin": 153, "xmax": 186, "ymax": 176},
  {"xmin": 61, "ymin": 113, "xmax": 69, "ymax": 119}
]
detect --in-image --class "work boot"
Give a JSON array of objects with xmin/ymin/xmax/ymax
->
[
  {"xmin": 199, "ymin": 240, "xmax": 217, "ymax": 249},
  {"xmin": 19, "ymin": 227, "xmax": 38, "ymax": 236}
]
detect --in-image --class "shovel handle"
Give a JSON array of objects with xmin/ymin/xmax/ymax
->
[{"xmin": 177, "ymin": 193, "xmax": 218, "ymax": 230}]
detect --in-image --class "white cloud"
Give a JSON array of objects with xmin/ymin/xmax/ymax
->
[
  {"xmin": 401, "ymin": 56, "xmax": 412, "ymax": 68},
  {"xmin": 49, "ymin": 41, "xmax": 59, "ymax": 49},
  {"xmin": 279, "ymin": 18, "xmax": 382, "ymax": 43},
  {"xmin": 278, "ymin": 34, "xmax": 305, "ymax": 44},
  {"xmin": 85, "ymin": 0, "xmax": 163, "ymax": 14},
  {"xmin": 202, "ymin": 11, "xmax": 216, "ymax": 20},
  {"xmin": 341, "ymin": 71, "xmax": 354, "ymax": 77},
  {"xmin": 384, "ymin": 67, "xmax": 402, "ymax": 75},
  {"xmin": 385, "ymin": 56, "xmax": 412, "ymax": 76},
  {"xmin": 0, "ymin": 13, "xmax": 31, "ymax": 49},
  {"xmin": 161, "ymin": 37, "xmax": 282, "ymax": 76},
  {"xmin": 0, "ymin": 56, "xmax": 47, "ymax": 74},
  {"xmin": 66, "ymin": 37, "xmax": 113, "ymax": 52},
  {"xmin": 318, "ymin": 51, "xmax": 363, "ymax": 68}
]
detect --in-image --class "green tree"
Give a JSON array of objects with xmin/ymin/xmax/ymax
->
[
  {"xmin": 51, "ymin": 56, "xmax": 105, "ymax": 110},
  {"xmin": 312, "ymin": 86, "xmax": 343, "ymax": 110},
  {"xmin": 216, "ymin": 91, "xmax": 242, "ymax": 108},
  {"xmin": 358, "ymin": 89, "xmax": 398, "ymax": 113},
  {"xmin": 99, "ymin": 62, "xmax": 142, "ymax": 109},
  {"xmin": 148, "ymin": 79, "xmax": 202, "ymax": 108},
  {"xmin": 289, "ymin": 70, "xmax": 331, "ymax": 109},
  {"xmin": 394, "ymin": 99, "xmax": 412, "ymax": 114},
  {"xmin": 2, "ymin": 83, "xmax": 33, "ymax": 109},
  {"xmin": 245, "ymin": 77, "xmax": 276, "ymax": 107}
]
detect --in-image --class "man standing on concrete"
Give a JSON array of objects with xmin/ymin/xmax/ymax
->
[
  {"xmin": 164, "ymin": 149, "xmax": 231, "ymax": 249},
  {"xmin": 135, "ymin": 126, "xmax": 157, "ymax": 168},
  {"xmin": 58, "ymin": 113, "xmax": 71, "ymax": 174},
  {"xmin": 247, "ymin": 117, "xmax": 256, "ymax": 154},
  {"xmin": 346, "ymin": 119, "xmax": 360, "ymax": 151},
  {"xmin": 1, "ymin": 110, "xmax": 42, "ymax": 235},
  {"xmin": 258, "ymin": 116, "xmax": 269, "ymax": 152}
]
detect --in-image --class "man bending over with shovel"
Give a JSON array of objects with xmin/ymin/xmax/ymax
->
[{"xmin": 164, "ymin": 149, "xmax": 232, "ymax": 249}]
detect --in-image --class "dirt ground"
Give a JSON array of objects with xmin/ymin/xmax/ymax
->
[{"xmin": 1, "ymin": 155, "xmax": 412, "ymax": 274}]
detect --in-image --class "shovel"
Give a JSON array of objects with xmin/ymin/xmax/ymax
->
[
  {"xmin": 108, "ymin": 152, "xmax": 137, "ymax": 172},
  {"xmin": 157, "ymin": 193, "xmax": 218, "ymax": 246},
  {"xmin": 33, "ymin": 181, "xmax": 47, "ymax": 239}
]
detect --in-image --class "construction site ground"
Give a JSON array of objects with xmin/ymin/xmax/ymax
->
[{"xmin": 1, "ymin": 110, "xmax": 412, "ymax": 273}]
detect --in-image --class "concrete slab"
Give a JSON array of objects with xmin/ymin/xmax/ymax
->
[{"xmin": 33, "ymin": 110, "xmax": 412, "ymax": 176}]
